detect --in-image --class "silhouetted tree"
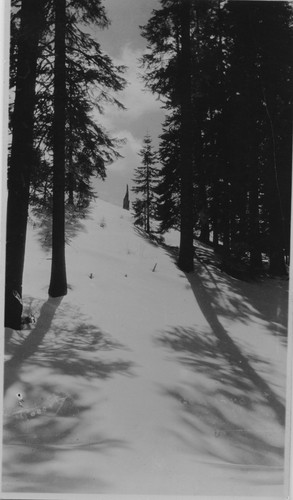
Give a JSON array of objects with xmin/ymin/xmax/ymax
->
[
  {"xmin": 48, "ymin": 0, "xmax": 67, "ymax": 297},
  {"xmin": 132, "ymin": 134, "xmax": 158, "ymax": 233},
  {"xmin": 141, "ymin": 0, "xmax": 292, "ymax": 276},
  {"xmin": 5, "ymin": 0, "xmax": 46, "ymax": 329}
]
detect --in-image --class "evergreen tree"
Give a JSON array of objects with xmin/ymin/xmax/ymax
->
[
  {"xmin": 141, "ymin": 0, "xmax": 197, "ymax": 270},
  {"xmin": 5, "ymin": 0, "xmax": 46, "ymax": 329},
  {"xmin": 29, "ymin": 0, "xmax": 125, "ymax": 210},
  {"xmin": 176, "ymin": 0, "xmax": 194, "ymax": 272},
  {"xmin": 132, "ymin": 134, "xmax": 158, "ymax": 233},
  {"xmin": 141, "ymin": 0, "xmax": 292, "ymax": 276},
  {"xmin": 46, "ymin": 0, "xmax": 126, "ymax": 296},
  {"xmin": 156, "ymin": 113, "xmax": 181, "ymax": 233},
  {"xmin": 48, "ymin": 0, "xmax": 67, "ymax": 297},
  {"xmin": 6, "ymin": 0, "xmax": 127, "ymax": 319}
]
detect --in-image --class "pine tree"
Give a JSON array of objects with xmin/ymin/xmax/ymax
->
[
  {"xmin": 5, "ymin": 0, "xmax": 46, "ymax": 329},
  {"xmin": 175, "ymin": 0, "xmax": 194, "ymax": 271},
  {"xmin": 47, "ymin": 0, "xmax": 126, "ymax": 295},
  {"xmin": 132, "ymin": 134, "xmax": 158, "ymax": 233},
  {"xmin": 29, "ymin": 0, "xmax": 125, "ymax": 211},
  {"xmin": 223, "ymin": 1, "xmax": 293, "ymax": 275},
  {"xmin": 141, "ymin": 0, "xmax": 196, "ymax": 270},
  {"xmin": 141, "ymin": 0, "xmax": 292, "ymax": 277},
  {"xmin": 7, "ymin": 0, "xmax": 127, "ymax": 317},
  {"xmin": 156, "ymin": 113, "xmax": 181, "ymax": 233},
  {"xmin": 48, "ymin": 0, "xmax": 67, "ymax": 297}
]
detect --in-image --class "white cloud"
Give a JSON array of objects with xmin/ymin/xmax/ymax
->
[
  {"xmin": 99, "ymin": 44, "xmax": 162, "ymax": 134},
  {"xmin": 117, "ymin": 44, "xmax": 161, "ymax": 120},
  {"xmin": 107, "ymin": 130, "xmax": 142, "ymax": 173}
]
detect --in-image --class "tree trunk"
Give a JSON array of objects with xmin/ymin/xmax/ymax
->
[
  {"xmin": 264, "ymin": 120, "xmax": 287, "ymax": 276},
  {"xmin": 5, "ymin": 0, "xmax": 43, "ymax": 329},
  {"xmin": 249, "ymin": 180, "xmax": 262, "ymax": 271},
  {"xmin": 146, "ymin": 162, "xmax": 150, "ymax": 233},
  {"xmin": 268, "ymin": 201, "xmax": 287, "ymax": 276},
  {"xmin": 198, "ymin": 184, "xmax": 209, "ymax": 244},
  {"xmin": 48, "ymin": 0, "xmax": 67, "ymax": 297},
  {"xmin": 222, "ymin": 177, "xmax": 231, "ymax": 258},
  {"xmin": 178, "ymin": 0, "xmax": 194, "ymax": 272}
]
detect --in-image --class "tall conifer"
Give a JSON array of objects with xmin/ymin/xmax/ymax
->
[
  {"xmin": 5, "ymin": 0, "xmax": 45, "ymax": 328},
  {"xmin": 132, "ymin": 134, "xmax": 158, "ymax": 233}
]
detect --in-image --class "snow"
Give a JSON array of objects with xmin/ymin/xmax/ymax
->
[{"xmin": 2, "ymin": 198, "xmax": 290, "ymax": 497}]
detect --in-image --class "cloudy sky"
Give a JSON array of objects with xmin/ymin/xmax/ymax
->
[{"xmin": 91, "ymin": 0, "xmax": 165, "ymax": 207}]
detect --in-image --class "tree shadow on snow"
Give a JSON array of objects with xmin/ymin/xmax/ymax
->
[
  {"xmin": 157, "ymin": 326, "xmax": 285, "ymax": 468},
  {"xmin": 164, "ymin": 240, "xmax": 288, "ymax": 342},
  {"xmin": 3, "ymin": 297, "xmax": 133, "ymax": 493},
  {"xmin": 3, "ymin": 398, "xmax": 126, "ymax": 494},
  {"xmin": 30, "ymin": 204, "xmax": 91, "ymax": 252},
  {"xmin": 4, "ymin": 296, "xmax": 63, "ymax": 393},
  {"xmin": 194, "ymin": 242, "xmax": 289, "ymax": 341},
  {"xmin": 186, "ymin": 272, "xmax": 286, "ymax": 426},
  {"xmin": 136, "ymin": 229, "xmax": 288, "ymax": 341},
  {"xmin": 132, "ymin": 232, "xmax": 287, "ymax": 423},
  {"xmin": 4, "ymin": 296, "xmax": 134, "ymax": 390}
]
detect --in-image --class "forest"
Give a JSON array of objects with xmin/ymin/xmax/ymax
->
[
  {"xmin": 2, "ymin": 0, "xmax": 292, "ymax": 495},
  {"xmin": 5, "ymin": 0, "xmax": 293, "ymax": 330},
  {"xmin": 132, "ymin": 0, "xmax": 292, "ymax": 277}
]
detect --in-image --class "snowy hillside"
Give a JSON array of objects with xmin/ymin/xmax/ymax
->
[{"xmin": 2, "ymin": 198, "xmax": 290, "ymax": 496}]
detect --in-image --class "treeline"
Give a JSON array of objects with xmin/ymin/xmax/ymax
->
[
  {"xmin": 136, "ymin": 0, "xmax": 292, "ymax": 276},
  {"xmin": 6, "ymin": 0, "xmax": 126, "ymax": 329},
  {"xmin": 5, "ymin": 0, "xmax": 293, "ymax": 329}
]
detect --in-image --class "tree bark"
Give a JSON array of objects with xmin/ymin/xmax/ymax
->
[
  {"xmin": 48, "ymin": 0, "xmax": 67, "ymax": 297},
  {"xmin": 178, "ymin": 0, "xmax": 194, "ymax": 272},
  {"xmin": 268, "ymin": 196, "xmax": 287, "ymax": 276},
  {"xmin": 249, "ymin": 177, "xmax": 262, "ymax": 271},
  {"xmin": 5, "ymin": 0, "xmax": 44, "ymax": 329},
  {"xmin": 146, "ymin": 162, "xmax": 150, "ymax": 233}
]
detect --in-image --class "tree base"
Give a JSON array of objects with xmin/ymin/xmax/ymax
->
[
  {"xmin": 5, "ymin": 288, "xmax": 23, "ymax": 330},
  {"xmin": 48, "ymin": 286, "xmax": 68, "ymax": 298},
  {"xmin": 177, "ymin": 257, "xmax": 194, "ymax": 273}
]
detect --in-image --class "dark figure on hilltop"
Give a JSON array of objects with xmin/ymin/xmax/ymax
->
[{"xmin": 123, "ymin": 184, "xmax": 130, "ymax": 210}]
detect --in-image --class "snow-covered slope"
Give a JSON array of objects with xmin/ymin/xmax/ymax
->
[{"xmin": 2, "ymin": 198, "xmax": 289, "ymax": 496}]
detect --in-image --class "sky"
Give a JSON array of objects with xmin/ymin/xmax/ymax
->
[{"xmin": 90, "ymin": 0, "xmax": 165, "ymax": 207}]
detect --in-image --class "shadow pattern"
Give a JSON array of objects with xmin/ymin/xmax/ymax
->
[
  {"xmin": 31, "ymin": 203, "xmax": 91, "ymax": 252},
  {"xmin": 185, "ymin": 272, "xmax": 286, "ymax": 426},
  {"xmin": 3, "ymin": 297, "xmax": 134, "ymax": 493},
  {"xmin": 157, "ymin": 326, "xmax": 285, "ymax": 467}
]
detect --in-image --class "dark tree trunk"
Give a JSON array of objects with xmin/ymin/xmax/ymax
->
[
  {"xmin": 67, "ymin": 80, "xmax": 74, "ymax": 206},
  {"xmin": 198, "ymin": 185, "xmax": 209, "ymax": 244},
  {"xmin": 222, "ymin": 177, "xmax": 231, "ymax": 257},
  {"xmin": 146, "ymin": 163, "xmax": 150, "ymax": 233},
  {"xmin": 249, "ymin": 180, "xmax": 262, "ymax": 271},
  {"xmin": 48, "ymin": 0, "xmax": 67, "ymax": 297},
  {"xmin": 211, "ymin": 179, "xmax": 219, "ymax": 250},
  {"xmin": 264, "ymin": 122, "xmax": 288, "ymax": 276},
  {"xmin": 199, "ymin": 217, "xmax": 209, "ymax": 244},
  {"xmin": 268, "ymin": 201, "xmax": 287, "ymax": 276},
  {"xmin": 5, "ymin": 0, "xmax": 43, "ymax": 329},
  {"xmin": 213, "ymin": 220, "xmax": 219, "ymax": 249},
  {"xmin": 178, "ymin": 0, "xmax": 194, "ymax": 272},
  {"xmin": 198, "ymin": 147, "xmax": 209, "ymax": 244}
]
